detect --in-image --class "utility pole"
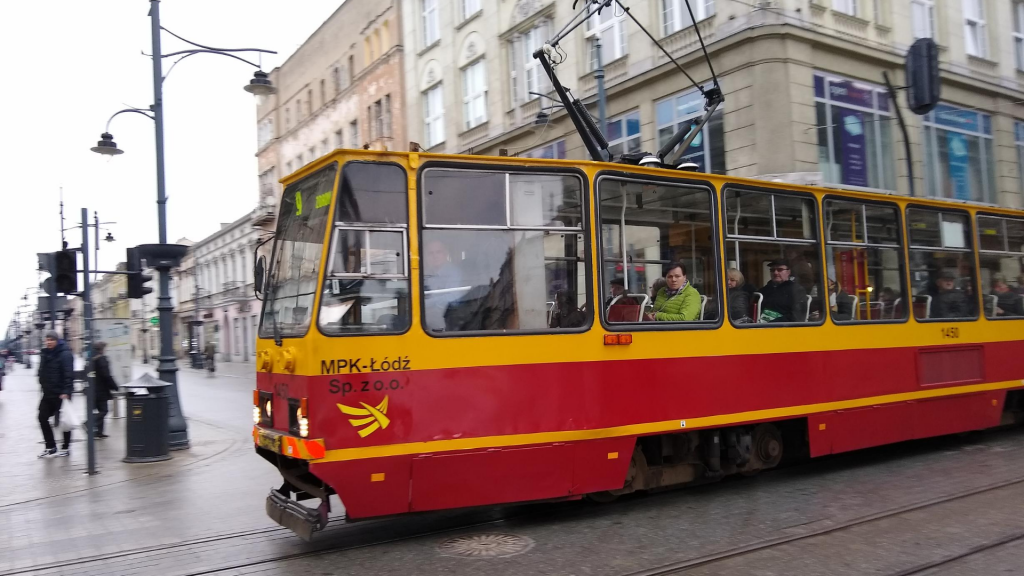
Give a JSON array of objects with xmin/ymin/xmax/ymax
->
[{"xmin": 81, "ymin": 208, "xmax": 97, "ymax": 475}]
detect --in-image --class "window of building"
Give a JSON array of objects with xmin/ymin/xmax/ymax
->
[
  {"xmin": 911, "ymin": 0, "xmax": 935, "ymax": 39},
  {"xmin": 423, "ymin": 0, "xmax": 439, "ymax": 46},
  {"xmin": 655, "ymin": 89, "xmax": 725, "ymax": 174},
  {"xmin": 586, "ymin": 3, "xmax": 627, "ymax": 70},
  {"xmin": 462, "ymin": 60, "xmax": 488, "ymax": 130},
  {"xmin": 350, "ymin": 120, "xmax": 359, "ymax": 148},
  {"xmin": 725, "ymin": 188, "xmax": 823, "ymax": 325},
  {"xmin": 598, "ymin": 177, "xmax": 719, "ymax": 325},
  {"xmin": 922, "ymin": 104, "xmax": 995, "ymax": 203},
  {"xmin": 424, "ymin": 84, "xmax": 445, "ymax": 148},
  {"xmin": 335, "ymin": 128, "xmax": 344, "ymax": 149},
  {"xmin": 462, "ymin": 0, "xmax": 481, "ymax": 20},
  {"xmin": 1015, "ymin": 3, "xmax": 1024, "ymax": 70},
  {"xmin": 976, "ymin": 215, "xmax": 1024, "ymax": 318},
  {"xmin": 322, "ymin": 138, "xmax": 329, "ymax": 156},
  {"xmin": 906, "ymin": 208, "xmax": 978, "ymax": 320},
  {"xmin": 964, "ymin": 0, "xmax": 987, "ymax": 57},
  {"xmin": 420, "ymin": 168, "xmax": 588, "ymax": 334},
  {"xmin": 333, "ymin": 66, "xmax": 342, "ymax": 94},
  {"xmin": 512, "ymin": 22, "xmax": 550, "ymax": 106},
  {"xmin": 308, "ymin": 147, "xmax": 316, "ymax": 163},
  {"xmin": 606, "ymin": 111, "xmax": 641, "ymax": 157},
  {"xmin": 823, "ymin": 199, "xmax": 907, "ymax": 321},
  {"xmin": 285, "ymin": 107, "xmax": 291, "ymax": 129},
  {"xmin": 257, "ymin": 117, "xmax": 274, "ymax": 149},
  {"xmin": 367, "ymin": 105, "xmax": 375, "ymax": 141},
  {"xmin": 348, "ymin": 55, "xmax": 355, "ymax": 83},
  {"xmin": 259, "ymin": 168, "xmax": 276, "ymax": 198},
  {"xmin": 296, "ymin": 99, "xmax": 302, "ymax": 120},
  {"xmin": 373, "ymin": 100, "xmax": 384, "ymax": 140},
  {"xmin": 522, "ymin": 140, "xmax": 567, "ymax": 159},
  {"xmin": 319, "ymin": 162, "xmax": 410, "ymax": 335},
  {"xmin": 662, "ymin": 0, "xmax": 714, "ymax": 36},
  {"xmin": 307, "ymin": 90, "xmax": 313, "ymax": 115},
  {"xmin": 286, "ymin": 161, "xmax": 293, "ymax": 174},
  {"xmin": 833, "ymin": 0, "xmax": 856, "ymax": 16},
  {"xmin": 814, "ymin": 73, "xmax": 896, "ymax": 191}
]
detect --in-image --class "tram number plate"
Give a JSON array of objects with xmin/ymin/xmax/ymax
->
[{"xmin": 257, "ymin": 429, "xmax": 282, "ymax": 453}]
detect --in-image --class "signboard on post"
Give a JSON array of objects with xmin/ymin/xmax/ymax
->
[{"xmin": 93, "ymin": 318, "xmax": 133, "ymax": 388}]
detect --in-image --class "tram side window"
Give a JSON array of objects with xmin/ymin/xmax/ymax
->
[
  {"xmin": 420, "ymin": 168, "xmax": 587, "ymax": 334},
  {"xmin": 598, "ymin": 178, "xmax": 719, "ymax": 324},
  {"xmin": 906, "ymin": 208, "xmax": 978, "ymax": 321},
  {"xmin": 977, "ymin": 215, "xmax": 1024, "ymax": 318},
  {"xmin": 823, "ymin": 200, "xmax": 907, "ymax": 321},
  {"xmin": 318, "ymin": 162, "xmax": 411, "ymax": 335},
  {"xmin": 724, "ymin": 189, "xmax": 823, "ymax": 324}
]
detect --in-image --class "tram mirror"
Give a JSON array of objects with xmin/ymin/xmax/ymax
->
[
  {"xmin": 254, "ymin": 255, "xmax": 267, "ymax": 295},
  {"xmin": 906, "ymin": 38, "xmax": 940, "ymax": 116}
]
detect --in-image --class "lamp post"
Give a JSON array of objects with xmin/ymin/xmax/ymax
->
[{"xmin": 91, "ymin": 0, "xmax": 276, "ymax": 450}]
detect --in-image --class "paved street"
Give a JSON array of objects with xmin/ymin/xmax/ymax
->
[{"xmin": 3, "ymin": 360, "xmax": 1024, "ymax": 575}]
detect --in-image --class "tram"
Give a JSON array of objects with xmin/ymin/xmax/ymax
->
[{"xmin": 252, "ymin": 148, "xmax": 1024, "ymax": 539}]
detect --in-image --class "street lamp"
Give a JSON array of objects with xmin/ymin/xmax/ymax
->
[{"xmin": 89, "ymin": 0, "xmax": 277, "ymax": 450}]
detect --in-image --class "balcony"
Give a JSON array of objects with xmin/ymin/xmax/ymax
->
[{"xmin": 252, "ymin": 195, "xmax": 277, "ymax": 226}]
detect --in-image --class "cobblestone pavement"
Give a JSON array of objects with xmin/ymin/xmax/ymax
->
[{"xmin": 4, "ymin": 359, "xmax": 1024, "ymax": 575}]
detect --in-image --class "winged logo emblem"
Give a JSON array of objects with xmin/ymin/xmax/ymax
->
[{"xmin": 337, "ymin": 396, "xmax": 391, "ymax": 438}]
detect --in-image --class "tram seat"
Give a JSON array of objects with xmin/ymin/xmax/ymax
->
[
  {"xmin": 913, "ymin": 294, "xmax": 932, "ymax": 319},
  {"xmin": 890, "ymin": 298, "xmax": 903, "ymax": 319},
  {"xmin": 804, "ymin": 295, "xmax": 813, "ymax": 322},
  {"xmin": 860, "ymin": 301, "xmax": 883, "ymax": 320},
  {"xmin": 751, "ymin": 293, "xmax": 763, "ymax": 323},
  {"xmin": 608, "ymin": 304, "xmax": 643, "ymax": 323},
  {"xmin": 699, "ymin": 295, "xmax": 708, "ymax": 320}
]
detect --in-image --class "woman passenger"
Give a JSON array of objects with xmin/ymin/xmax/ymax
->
[
  {"xmin": 644, "ymin": 262, "xmax": 700, "ymax": 321},
  {"xmin": 727, "ymin": 268, "xmax": 752, "ymax": 323}
]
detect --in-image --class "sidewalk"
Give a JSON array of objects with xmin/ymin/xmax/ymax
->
[{"xmin": 0, "ymin": 361, "xmax": 281, "ymax": 575}]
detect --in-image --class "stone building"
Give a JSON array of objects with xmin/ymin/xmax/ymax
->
[
  {"xmin": 399, "ymin": 0, "xmax": 1024, "ymax": 208},
  {"xmin": 174, "ymin": 215, "xmax": 260, "ymax": 363},
  {"xmin": 253, "ymin": 0, "xmax": 406, "ymax": 230}
]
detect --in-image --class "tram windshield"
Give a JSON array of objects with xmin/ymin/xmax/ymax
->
[{"xmin": 260, "ymin": 163, "xmax": 338, "ymax": 338}]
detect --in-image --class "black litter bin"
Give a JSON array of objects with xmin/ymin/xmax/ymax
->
[{"xmin": 122, "ymin": 373, "xmax": 172, "ymax": 463}]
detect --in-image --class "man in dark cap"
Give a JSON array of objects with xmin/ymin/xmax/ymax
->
[
  {"xmin": 37, "ymin": 331, "xmax": 74, "ymax": 457},
  {"xmin": 932, "ymin": 269, "xmax": 971, "ymax": 319},
  {"xmin": 757, "ymin": 259, "xmax": 808, "ymax": 323}
]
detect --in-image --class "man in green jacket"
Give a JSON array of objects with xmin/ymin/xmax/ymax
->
[{"xmin": 645, "ymin": 262, "xmax": 701, "ymax": 321}]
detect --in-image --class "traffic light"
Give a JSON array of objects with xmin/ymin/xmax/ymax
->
[
  {"xmin": 53, "ymin": 250, "xmax": 77, "ymax": 294},
  {"xmin": 127, "ymin": 247, "xmax": 153, "ymax": 299}
]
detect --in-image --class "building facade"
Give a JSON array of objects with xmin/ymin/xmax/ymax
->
[
  {"xmin": 174, "ymin": 215, "xmax": 260, "ymax": 363},
  {"xmin": 399, "ymin": 0, "xmax": 1024, "ymax": 209},
  {"xmin": 253, "ymin": 0, "xmax": 406, "ymax": 231}
]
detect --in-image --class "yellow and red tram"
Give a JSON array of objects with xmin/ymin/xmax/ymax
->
[{"xmin": 253, "ymin": 149, "xmax": 1024, "ymax": 538}]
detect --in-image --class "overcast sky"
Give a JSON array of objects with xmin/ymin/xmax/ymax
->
[{"xmin": 0, "ymin": 0, "xmax": 342, "ymax": 330}]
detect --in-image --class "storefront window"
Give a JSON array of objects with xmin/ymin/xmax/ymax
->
[
  {"xmin": 922, "ymin": 103, "xmax": 995, "ymax": 203},
  {"xmin": 814, "ymin": 73, "xmax": 896, "ymax": 191},
  {"xmin": 655, "ymin": 89, "xmax": 725, "ymax": 173}
]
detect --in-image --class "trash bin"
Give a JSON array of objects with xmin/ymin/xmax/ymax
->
[
  {"xmin": 122, "ymin": 373, "xmax": 172, "ymax": 463},
  {"xmin": 190, "ymin": 351, "xmax": 204, "ymax": 369}
]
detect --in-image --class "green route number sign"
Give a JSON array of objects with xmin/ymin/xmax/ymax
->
[{"xmin": 149, "ymin": 317, "xmax": 159, "ymax": 326}]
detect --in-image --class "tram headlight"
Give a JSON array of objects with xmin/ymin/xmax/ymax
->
[
  {"xmin": 253, "ymin": 406, "xmax": 260, "ymax": 424},
  {"xmin": 289, "ymin": 397, "xmax": 310, "ymax": 437},
  {"xmin": 298, "ymin": 408, "xmax": 309, "ymax": 438}
]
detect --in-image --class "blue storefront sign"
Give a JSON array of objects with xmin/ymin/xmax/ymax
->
[
  {"xmin": 839, "ymin": 108, "xmax": 868, "ymax": 187},
  {"xmin": 947, "ymin": 132, "xmax": 971, "ymax": 201}
]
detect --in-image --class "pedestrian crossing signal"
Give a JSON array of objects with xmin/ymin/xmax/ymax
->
[{"xmin": 53, "ymin": 250, "xmax": 77, "ymax": 294}]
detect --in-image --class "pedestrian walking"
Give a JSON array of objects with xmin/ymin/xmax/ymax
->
[
  {"xmin": 90, "ymin": 342, "xmax": 119, "ymax": 438},
  {"xmin": 37, "ymin": 331, "xmax": 74, "ymax": 458},
  {"xmin": 204, "ymin": 341, "xmax": 216, "ymax": 377}
]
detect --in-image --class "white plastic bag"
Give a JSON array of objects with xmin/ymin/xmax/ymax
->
[{"xmin": 59, "ymin": 396, "xmax": 82, "ymax": 432}]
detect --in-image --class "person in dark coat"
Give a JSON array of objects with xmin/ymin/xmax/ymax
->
[
  {"xmin": 932, "ymin": 270, "xmax": 971, "ymax": 319},
  {"xmin": 37, "ymin": 331, "xmax": 74, "ymax": 458},
  {"xmin": 727, "ymin": 268, "xmax": 752, "ymax": 323},
  {"xmin": 991, "ymin": 278, "xmax": 1024, "ymax": 317},
  {"xmin": 757, "ymin": 259, "xmax": 808, "ymax": 323},
  {"xmin": 90, "ymin": 342, "xmax": 119, "ymax": 438}
]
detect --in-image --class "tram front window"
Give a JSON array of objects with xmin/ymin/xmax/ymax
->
[
  {"xmin": 318, "ymin": 162, "xmax": 411, "ymax": 335},
  {"xmin": 260, "ymin": 163, "xmax": 337, "ymax": 339}
]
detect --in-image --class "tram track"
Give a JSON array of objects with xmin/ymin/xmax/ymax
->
[
  {"xmin": 620, "ymin": 472, "xmax": 1024, "ymax": 576},
  {"xmin": 890, "ymin": 530, "xmax": 1024, "ymax": 576}
]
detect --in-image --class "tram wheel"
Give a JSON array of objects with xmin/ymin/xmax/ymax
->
[
  {"xmin": 587, "ymin": 491, "xmax": 620, "ymax": 503},
  {"xmin": 753, "ymin": 424, "xmax": 783, "ymax": 469}
]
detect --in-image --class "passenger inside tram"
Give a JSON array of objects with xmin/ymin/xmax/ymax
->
[
  {"xmin": 422, "ymin": 238, "xmax": 465, "ymax": 332},
  {"xmin": 644, "ymin": 262, "xmax": 701, "ymax": 321},
  {"xmin": 931, "ymin": 269, "xmax": 971, "ymax": 319},
  {"xmin": 826, "ymin": 277, "xmax": 854, "ymax": 322},
  {"xmin": 756, "ymin": 259, "xmax": 809, "ymax": 323},
  {"xmin": 991, "ymin": 277, "xmax": 1024, "ymax": 317},
  {"xmin": 726, "ymin": 268, "xmax": 752, "ymax": 323}
]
